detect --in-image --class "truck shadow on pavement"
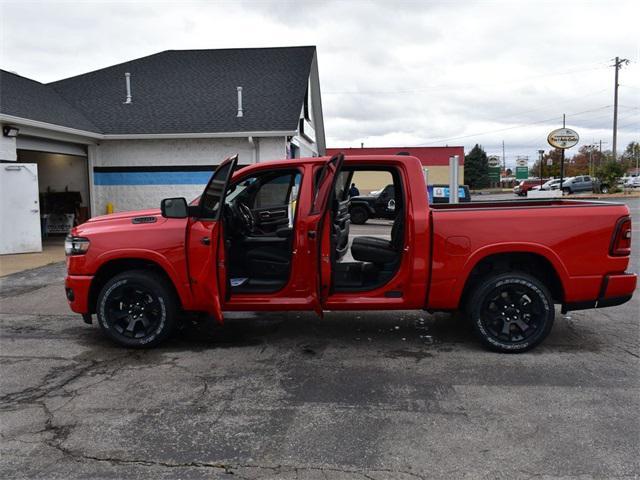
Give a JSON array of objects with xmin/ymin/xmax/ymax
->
[{"xmin": 145, "ymin": 308, "xmax": 602, "ymax": 355}]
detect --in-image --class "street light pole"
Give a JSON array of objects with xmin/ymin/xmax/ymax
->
[
  {"xmin": 560, "ymin": 114, "xmax": 566, "ymax": 194},
  {"xmin": 539, "ymin": 150, "xmax": 544, "ymax": 187}
]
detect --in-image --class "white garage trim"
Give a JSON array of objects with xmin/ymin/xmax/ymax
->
[{"xmin": 17, "ymin": 136, "xmax": 87, "ymax": 157}]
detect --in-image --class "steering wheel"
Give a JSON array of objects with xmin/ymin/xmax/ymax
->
[{"xmin": 237, "ymin": 202, "xmax": 255, "ymax": 234}]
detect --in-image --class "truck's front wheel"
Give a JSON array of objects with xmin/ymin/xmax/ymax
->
[
  {"xmin": 96, "ymin": 270, "xmax": 177, "ymax": 348},
  {"xmin": 466, "ymin": 272, "xmax": 555, "ymax": 353}
]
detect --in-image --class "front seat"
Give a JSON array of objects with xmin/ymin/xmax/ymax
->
[
  {"xmin": 245, "ymin": 245, "xmax": 290, "ymax": 278},
  {"xmin": 351, "ymin": 210, "xmax": 404, "ymax": 264}
]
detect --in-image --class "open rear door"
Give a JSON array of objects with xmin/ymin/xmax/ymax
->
[
  {"xmin": 306, "ymin": 153, "xmax": 345, "ymax": 317},
  {"xmin": 186, "ymin": 155, "xmax": 238, "ymax": 324}
]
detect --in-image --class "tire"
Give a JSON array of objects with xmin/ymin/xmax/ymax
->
[
  {"xmin": 350, "ymin": 206, "xmax": 369, "ymax": 225},
  {"xmin": 466, "ymin": 272, "xmax": 555, "ymax": 353},
  {"xmin": 562, "ymin": 188, "xmax": 571, "ymax": 195},
  {"xmin": 600, "ymin": 184, "xmax": 609, "ymax": 194},
  {"xmin": 96, "ymin": 270, "xmax": 177, "ymax": 348}
]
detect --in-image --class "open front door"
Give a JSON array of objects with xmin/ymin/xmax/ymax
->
[
  {"xmin": 306, "ymin": 153, "xmax": 345, "ymax": 317},
  {"xmin": 186, "ymin": 155, "xmax": 238, "ymax": 323}
]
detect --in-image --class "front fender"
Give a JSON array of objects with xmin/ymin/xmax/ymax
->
[{"xmin": 93, "ymin": 248, "xmax": 194, "ymax": 308}]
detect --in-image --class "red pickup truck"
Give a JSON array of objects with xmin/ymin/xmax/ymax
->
[{"xmin": 65, "ymin": 154, "xmax": 636, "ymax": 353}]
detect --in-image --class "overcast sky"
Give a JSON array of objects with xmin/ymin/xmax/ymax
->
[{"xmin": 1, "ymin": 0, "xmax": 638, "ymax": 166}]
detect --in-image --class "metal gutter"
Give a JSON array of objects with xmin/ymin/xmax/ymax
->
[{"xmin": 0, "ymin": 114, "xmax": 296, "ymax": 141}]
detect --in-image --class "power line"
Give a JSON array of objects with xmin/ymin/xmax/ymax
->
[{"xmin": 413, "ymin": 106, "xmax": 612, "ymax": 146}]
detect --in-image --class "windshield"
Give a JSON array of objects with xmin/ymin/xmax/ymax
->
[{"xmin": 225, "ymin": 178, "xmax": 256, "ymax": 204}]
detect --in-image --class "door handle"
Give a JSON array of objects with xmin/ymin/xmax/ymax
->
[
  {"xmin": 308, "ymin": 231, "xmax": 316, "ymax": 239},
  {"xmin": 201, "ymin": 237, "xmax": 210, "ymax": 245}
]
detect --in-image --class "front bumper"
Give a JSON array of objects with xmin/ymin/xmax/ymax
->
[
  {"xmin": 563, "ymin": 272, "xmax": 637, "ymax": 312},
  {"xmin": 65, "ymin": 274, "xmax": 93, "ymax": 314}
]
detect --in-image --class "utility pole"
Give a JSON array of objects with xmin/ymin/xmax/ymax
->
[
  {"xmin": 502, "ymin": 140, "xmax": 506, "ymax": 172},
  {"xmin": 560, "ymin": 114, "xmax": 566, "ymax": 193},
  {"xmin": 612, "ymin": 56, "xmax": 629, "ymax": 161},
  {"xmin": 538, "ymin": 150, "xmax": 545, "ymax": 186}
]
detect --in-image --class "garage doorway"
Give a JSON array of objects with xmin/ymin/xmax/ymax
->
[{"xmin": 16, "ymin": 140, "xmax": 91, "ymax": 243}]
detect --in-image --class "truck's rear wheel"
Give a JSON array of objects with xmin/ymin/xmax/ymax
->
[
  {"xmin": 96, "ymin": 270, "xmax": 177, "ymax": 348},
  {"xmin": 466, "ymin": 272, "xmax": 554, "ymax": 353},
  {"xmin": 350, "ymin": 206, "xmax": 369, "ymax": 225}
]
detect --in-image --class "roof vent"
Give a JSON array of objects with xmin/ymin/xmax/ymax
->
[
  {"xmin": 237, "ymin": 86, "xmax": 243, "ymax": 117},
  {"xmin": 124, "ymin": 72, "xmax": 132, "ymax": 104}
]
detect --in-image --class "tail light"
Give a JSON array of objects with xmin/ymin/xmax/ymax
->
[{"xmin": 610, "ymin": 217, "xmax": 632, "ymax": 256}]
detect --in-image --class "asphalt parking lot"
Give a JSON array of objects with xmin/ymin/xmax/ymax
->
[{"xmin": 1, "ymin": 199, "xmax": 639, "ymax": 479}]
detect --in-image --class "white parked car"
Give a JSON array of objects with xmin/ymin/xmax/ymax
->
[
  {"xmin": 539, "ymin": 179, "xmax": 562, "ymax": 191},
  {"xmin": 625, "ymin": 176, "xmax": 640, "ymax": 188}
]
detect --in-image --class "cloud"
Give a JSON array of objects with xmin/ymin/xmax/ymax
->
[{"xmin": 1, "ymin": 0, "xmax": 638, "ymax": 165}]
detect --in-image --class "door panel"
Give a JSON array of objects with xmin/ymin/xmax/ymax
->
[
  {"xmin": 0, "ymin": 164, "xmax": 42, "ymax": 254},
  {"xmin": 186, "ymin": 155, "xmax": 238, "ymax": 322},
  {"xmin": 306, "ymin": 154, "xmax": 345, "ymax": 316},
  {"xmin": 252, "ymin": 206, "xmax": 289, "ymax": 233}
]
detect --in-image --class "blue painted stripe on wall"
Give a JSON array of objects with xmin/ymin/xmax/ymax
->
[{"xmin": 94, "ymin": 171, "xmax": 213, "ymax": 186}]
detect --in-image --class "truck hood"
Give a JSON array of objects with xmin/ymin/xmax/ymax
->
[{"xmin": 85, "ymin": 208, "xmax": 161, "ymax": 224}]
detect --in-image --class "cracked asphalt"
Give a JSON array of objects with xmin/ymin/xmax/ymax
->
[{"xmin": 1, "ymin": 198, "xmax": 639, "ymax": 479}]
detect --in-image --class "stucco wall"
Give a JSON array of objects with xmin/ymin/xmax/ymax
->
[
  {"xmin": 257, "ymin": 137, "xmax": 286, "ymax": 161},
  {"xmin": 0, "ymin": 135, "xmax": 17, "ymax": 161},
  {"xmin": 427, "ymin": 165, "xmax": 465, "ymax": 184},
  {"xmin": 95, "ymin": 137, "xmax": 261, "ymax": 167}
]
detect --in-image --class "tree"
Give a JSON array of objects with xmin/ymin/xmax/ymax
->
[
  {"xmin": 529, "ymin": 149, "xmax": 562, "ymax": 178},
  {"xmin": 622, "ymin": 141, "xmax": 640, "ymax": 162},
  {"xmin": 595, "ymin": 160, "xmax": 626, "ymax": 192},
  {"xmin": 464, "ymin": 144, "xmax": 489, "ymax": 188}
]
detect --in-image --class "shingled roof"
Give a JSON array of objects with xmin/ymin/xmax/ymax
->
[
  {"xmin": 1, "ymin": 46, "xmax": 317, "ymax": 135},
  {"xmin": 0, "ymin": 70, "xmax": 99, "ymax": 132}
]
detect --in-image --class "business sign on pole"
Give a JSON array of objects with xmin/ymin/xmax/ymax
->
[
  {"xmin": 488, "ymin": 155, "xmax": 501, "ymax": 182},
  {"xmin": 547, "ymin": 128, "xmax": 579, "ymax": 149},
  {"xmin": 515, "ymin": 157, "xmax": 529, "ymax": 180}
]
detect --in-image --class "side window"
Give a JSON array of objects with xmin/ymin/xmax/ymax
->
[
  {"xmin": 574, "ymin": 177, "xmax": 582, "ymax": 183},
  {"xmin": 584, "ymin": 176, "xmax": 591, "ymax": 182},
  {"xmin": 334, "ymin": 171, "xmax": 351, "ymax": 202},
  {"xmin": 254, "ymin": 174, "xmax": 293, "ymax": 208}
]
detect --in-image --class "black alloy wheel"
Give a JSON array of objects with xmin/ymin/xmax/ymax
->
[
  {"xmin": 467, "ymin": 272, "xmax": 555, "ymax": 353},
  {"xmin": 97, "ymin": 270, "xmax": 177, "ymax": 348}
]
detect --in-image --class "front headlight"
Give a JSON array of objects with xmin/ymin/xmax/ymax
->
[{"xmin": 65, "ymin": 236, "xmax": 90, "ymax": 255}]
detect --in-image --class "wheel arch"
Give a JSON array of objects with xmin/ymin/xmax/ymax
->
[
  {"xmin": 459, "ymin": 250, "xmax": 567, "ymax": 309},
  {"xmin": 88, "ymin": 257, "xmax": 187, "ymax": 314},
  {"xmin": 350, "ymin": 201, "xmax": 375, "ymax": 215}
]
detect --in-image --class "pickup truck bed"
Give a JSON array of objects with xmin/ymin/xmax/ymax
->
[{"xmin": 429, "ymin": 199, "xmax": 634, "ymax": 312}]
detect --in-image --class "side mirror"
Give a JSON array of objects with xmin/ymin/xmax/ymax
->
[{"xmin": 161, "ymin": 197, "xmax": 188, "ymax": 218}]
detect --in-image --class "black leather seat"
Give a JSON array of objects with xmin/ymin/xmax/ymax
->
[
  {"xmin": 351, "ymin": 211, "xmax": 404, "ymax": 264},
  {"xmin": 246, "ymin": 246, "xmax": 290, "ymax": 277}
]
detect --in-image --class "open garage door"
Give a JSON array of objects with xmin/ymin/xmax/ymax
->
[{"xmin": 16, "ymin": 137, "xmax": 91, "ymax": 239}]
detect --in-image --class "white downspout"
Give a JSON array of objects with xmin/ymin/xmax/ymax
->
[{"xmin": 248, "ymin": 136, "xmax": 257, "ymax": 163}]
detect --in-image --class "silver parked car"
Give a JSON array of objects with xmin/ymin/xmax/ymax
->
[{"xmin": 561, "ymin": 175, "xmax": 593, "ymax": 194}]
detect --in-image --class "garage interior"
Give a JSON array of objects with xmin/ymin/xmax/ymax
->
[{"xmin": 16, "ymin": 137, "xmax": 91, "ymax": 243}]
